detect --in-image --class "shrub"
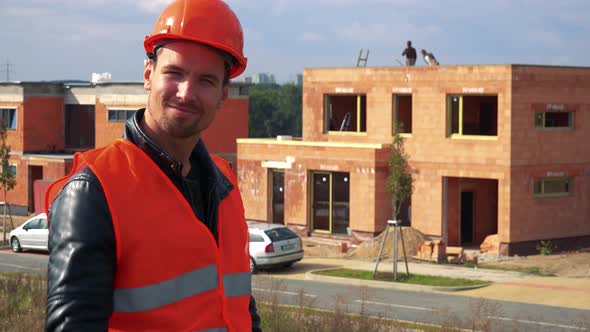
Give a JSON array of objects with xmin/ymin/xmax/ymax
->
[{"xmin": 536, "ymin": 240, "xmax": 553, "ymax": 256}]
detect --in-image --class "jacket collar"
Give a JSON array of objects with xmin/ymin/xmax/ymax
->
[{"xmin": 124, "ymin": 109, "xmax": 233, "ymax": 199}]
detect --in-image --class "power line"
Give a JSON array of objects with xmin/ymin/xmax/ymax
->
[{"xmin": 0, "ymin": 59, "xmax": 14, "ymax": 81}]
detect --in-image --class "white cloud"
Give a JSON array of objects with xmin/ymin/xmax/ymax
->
[
  {"xmin": 336, "ymin": 22, "xmax": 388, "ymax": 42},
  {"xmin": 299, "ymin": 32, "xmax": 324, "ymax": 42},
  {"xmin": 135, "ymin": 0, "xmax": 173, "ymax": 13}
]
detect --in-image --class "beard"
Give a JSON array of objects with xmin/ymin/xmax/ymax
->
[{"xmin": 147, "ymin": 98, "xmax": 207, "ymax": 139}]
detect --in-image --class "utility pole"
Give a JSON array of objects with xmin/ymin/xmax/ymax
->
[{"xmin": 0, "ymin": 59, "xmax": 14, "ymax": 81}]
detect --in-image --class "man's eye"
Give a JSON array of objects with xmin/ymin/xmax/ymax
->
[{"xmin": 201, "ymin": 78, "xmax": 216, "ymax": 86}]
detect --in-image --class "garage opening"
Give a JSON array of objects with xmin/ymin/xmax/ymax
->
[
  {"xmin": 445, "ymin": 177, "xmax": 498, "ymax": 246},
  {"xmin": 28, "ymin": 166, "xmax": 43, "ymax": 213}
]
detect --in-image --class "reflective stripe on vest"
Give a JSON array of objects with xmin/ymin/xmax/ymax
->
[
  {"xmin": 114, "ymin": 265, "xmax": 251, "ymax": 313},
  {"xmin": 199, "ymin": 328, "xmax": 227, "ymax": 332},
  {"xmin": 222, "ymin": 272, "xmax": 251, "ymax": 298}
]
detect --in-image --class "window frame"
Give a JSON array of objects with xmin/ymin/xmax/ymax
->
[
  {"xmin": 393, "ymin": 94, "xmax": 413, "ymax": 136},
  {"xmin": 446, "ymin": 94, "xmax": 498, "ymax": 139},
  {"xmin": 534, "ymin": 111, "xmax": 575, "ymax": 130},
  {"xmin": 309, "ymin": 171, "xmax": 350, "ymax": 235},
  {"xmin": 533, "ymin": 177, "xmax": 573, "ymax": 198},
  {"xmin": 1, "ymin": 164, "xmax": 17, "ymax": 177},
  {"xmin": 8, "ymin": 164, "xmax": 16, "ymax": 177},
  {"xmin": 324, "ymin": 94, "xmax": 367, "ymax": 135},
  {"xmin": 0, "ymin": 107, "xmax": 17, "ymax": 130},
  {"xmin": 107, "ymin": 109, "xmax": 136, "ymax": 123}
]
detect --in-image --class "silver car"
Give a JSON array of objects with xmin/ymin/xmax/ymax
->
[
  {"xmin": 9, "ymin": 213, "xmax": 48, "ymax": 253},
  {"xmin": 248, "ymin": 222, "xmax": 304, "ymax": 273}
]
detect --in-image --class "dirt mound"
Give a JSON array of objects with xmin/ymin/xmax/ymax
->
[
  {"xmin": 481, "ymin": 251, "xmax": 590, "ymax": 278},
  {"xmin": 346, "ymin": 226, "xmax": 429, "ymax": 260}
]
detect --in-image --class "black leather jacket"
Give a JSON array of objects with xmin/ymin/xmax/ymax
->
[{"xmin": 46, "ymin": 109, "xmax": 262, "ymax": 332}]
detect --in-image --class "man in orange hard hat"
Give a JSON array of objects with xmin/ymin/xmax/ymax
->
[{"xmin": 45, "ymin": 0, "xmax": 261, "ymax": 331}]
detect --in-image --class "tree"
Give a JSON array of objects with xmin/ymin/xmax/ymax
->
[
  {"xmin": 386, "ymin": 125, "xmax": 413, "ymax": 221},
  {"xmin": 248, "ymin": 83, "xmax": 302, "ymax": 138},
  {"xmin": 373, "ymin": 125, "xmax": 413, "ymax": 280},
  {"xmin": 0, "ymin": 124, "xmax": 16, "ymax": 244}
]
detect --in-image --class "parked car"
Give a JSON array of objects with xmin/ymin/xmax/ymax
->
[
  {"xmin": 248, "ymin": 222, "xmax": 304, "ymax": 273},
  {"xmin": 9, "ymin": 213, "xmax": 48, "ymax": 253}
]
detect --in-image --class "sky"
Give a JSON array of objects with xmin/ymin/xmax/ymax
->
[{"xmin": 0, "ymin": 0, "xmax": 589, "ymax": 84}]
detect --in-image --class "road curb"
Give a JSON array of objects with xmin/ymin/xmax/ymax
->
[{"xmin": 305, "ymin": 268, "xmax": 493, "ymax": 292}]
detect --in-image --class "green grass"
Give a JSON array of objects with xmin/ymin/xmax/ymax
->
[
  {"xmin": 257, "ymin": 302, "xmax": 441, "ymax": 332},
  {"xmin": 0, "ymin": 272, "xmax": 46, "ymax": 332},
  {"xmin": 315, "ymin": 269, "xmax": 491, "ymax": 287},
  {"xmin": 463, "ymin": 262, "xmax": 553, "ymax": 276}
]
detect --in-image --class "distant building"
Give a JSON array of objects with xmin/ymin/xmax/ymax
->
[
  {"xmin": 0, "ymin": 81, "xmax": 249, "ymax": 214},
  {"xmin": 91, "ymin": 72, "xmax": 112, "ymax": 84},
  {"xmin": 296, "ymin": 74, "xmax": 303, "ymax": 86},
  {"xmin": 248, "ymin": 73, "xmax": 275, "ymax": 85}
]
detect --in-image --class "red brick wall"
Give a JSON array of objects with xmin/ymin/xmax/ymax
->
[
  {"xmin": 509, "ymin": 166, "xmax": 590, "ymax": 242},
  {"xmin": 511, "ymin": 66, "xmax": 590, "ymax": 166},
  {"xmin": 447, "ymin": 177, "xmax": 460, "ymax": 245},
  {"xmin": 509, "ymin": 66, "xmax": 590, "ymax": 242},
  {"xmin": 95, "ymin": 102, "xmax": 129, "ymax": 148},
  {"xmin": 7, "ymin": 156, "xmax": 71, "ymax": 211},
  {"xmin": 0, "ymin": 102, "xmax": 24, "ymax": 152},
  {"xmin": 7, "ymin": 157, "xmax": 28, "ymax": 207},
  {"xmin": 237, "ymin": 159, "xmax": 267, "ymax": 221},
  {"xmin": 201, "ymin": 98, "xmax": 248, "ymax": 154},
  {"xmin": 284, "ymin": 165, "xmax": 307, "ymax": 226},
  {"xmin": 238, "ymin": 141, "xmax": 389, "ymax": 233},
  {"xmin": 23, "ymin": 97, "xmax": 64, "ymax": 152}
]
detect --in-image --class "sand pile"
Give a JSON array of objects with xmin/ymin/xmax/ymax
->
[{"xmin": 346, "ymin": 226, "xmax": 429, "ymax": 260}]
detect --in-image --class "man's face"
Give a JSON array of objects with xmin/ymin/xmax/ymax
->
[{"xmin": 143, "ymin": 41, "xmax": 228, "ymax": 140}]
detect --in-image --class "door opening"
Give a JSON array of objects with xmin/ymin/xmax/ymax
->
[{"xmin": 460, "ymin": 191, "xmax": 474, "ymax": 244}]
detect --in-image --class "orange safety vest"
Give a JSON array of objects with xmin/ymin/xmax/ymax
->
[{"xmin": 46, "ymin": 139, "xmax": 252, "ymax": 332}]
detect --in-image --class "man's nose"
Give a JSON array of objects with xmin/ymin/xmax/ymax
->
[{"xmin": 176, "ymin": 80, "xmax": 196, "ymax": 102}]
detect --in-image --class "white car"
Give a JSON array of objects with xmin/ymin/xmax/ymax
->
[
  {"xmin": 248, "ymin": 222, "xmax": 304, "ymax": 273},
  {"xmin": 9, "ymin": 213, "xmax": 48, "ymax": 253}
]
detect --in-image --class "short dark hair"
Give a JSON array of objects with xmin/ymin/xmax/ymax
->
[{"xmin": 147, "ymin": 42, "xmax": 233, "ymax": 84}]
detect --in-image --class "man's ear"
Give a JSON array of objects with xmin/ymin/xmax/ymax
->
[
  {"xmin": 218, "ymin": 84, "xmax": 229, "ymax": 109},
  {"xmin": 143, "ymin": 59, "xmax": 154, "ymax": 90}
]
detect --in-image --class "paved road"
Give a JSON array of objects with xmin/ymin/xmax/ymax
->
[
  {"xmin": 2, "ymin": 249, "xmax": 589, "ymax": 331},
  {"xmin": 0, "ymin": 249, "xmax": 47, "ymax": 274},
  {"xmin": 253, "ymin": 276, "xmax": 590, "ymax": 332}
]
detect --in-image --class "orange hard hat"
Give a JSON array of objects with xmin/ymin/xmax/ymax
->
[{"xmin": 144, "ymin": 0, "xmax": 247, "ymax": 79}]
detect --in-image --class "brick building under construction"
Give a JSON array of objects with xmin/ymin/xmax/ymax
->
[{"xmin": 237, "ymin": 64, "xmax": 590, "ymax": 255}]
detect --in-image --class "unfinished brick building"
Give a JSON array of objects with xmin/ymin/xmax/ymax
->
[
  {"xmin": 237, "ymin": 65, "xmax": 590, "ymax": 255},
  {"xmin": 0, "ymin": 81, "xmax": 248, "ymax": 214}
]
